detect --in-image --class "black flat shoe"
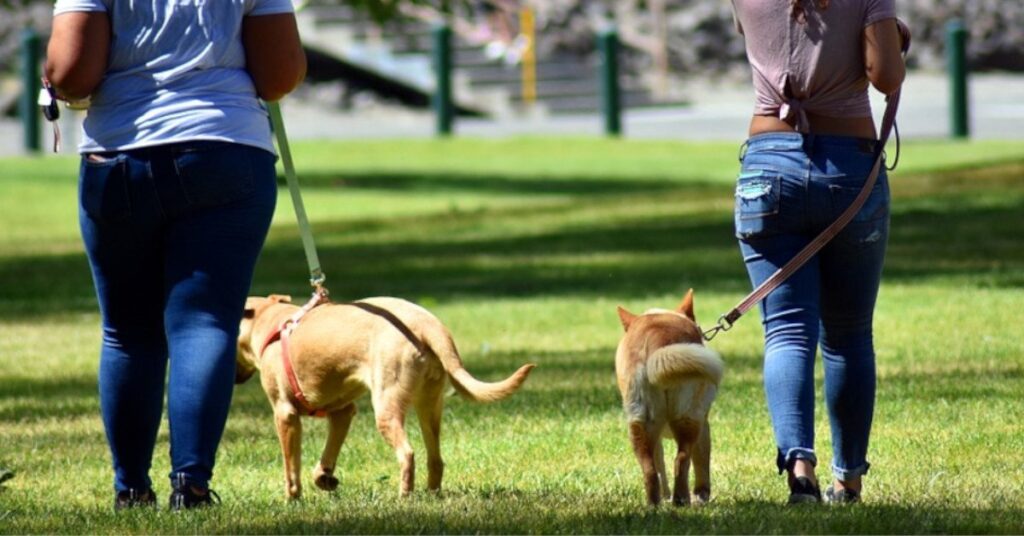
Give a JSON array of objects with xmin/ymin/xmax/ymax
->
[
  {"xmin": 114, "ymin": 488, "xmax": 156, "ymax": 510},
  {"xmin": 787, "ymin": 475, "xmax": 822, "ymax": 504},
  {"xmin": 825, "ymin": 485, "xmax": 861, "ymax": 504},
  {"xmin": 169, "ymin": 485, "xmax": 220, "ymax": 510},
  {"xmin": 169, "ymin": 475, "xmax": 221, "ymax": 511}
]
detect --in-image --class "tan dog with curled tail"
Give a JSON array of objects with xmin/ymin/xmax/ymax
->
[
  {"xmin": 615, "ymin": 290, "xmax": 724, "ymax": 506},
  {"xmin": 236, "ymin": 294, "xmax": 534, "ymax": 500}
]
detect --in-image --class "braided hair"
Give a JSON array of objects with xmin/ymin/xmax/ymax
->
[{"xmin": 791, "ymin": 0, "xmax": 830, "ymax": 23}]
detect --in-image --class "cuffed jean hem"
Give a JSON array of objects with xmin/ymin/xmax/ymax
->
[
  {"xmin": 832, "ymin": 461, "xmax": 871, "ymax": 481},
  {"xmin": 171, "ymin": 472, "xmax": 209, "ymax": 491},
  {"xmin": 776, "ymin": 448, "xmax": 818, "ymax": 475}
]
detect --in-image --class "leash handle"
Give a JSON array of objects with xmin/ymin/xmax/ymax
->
[{"xmin": 267, "ymin": 101, "xmax": 326, "ymax": 289}]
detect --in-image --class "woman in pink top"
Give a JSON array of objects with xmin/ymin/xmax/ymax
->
[{"xmin": 730, "ymin": 0, "xmax": 906, "ymax": 504}]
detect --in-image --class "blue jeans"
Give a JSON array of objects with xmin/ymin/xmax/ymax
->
[
  {"xmin": 79, "ymin": 141, "xmax": 277, "ymax": 492},
  {"xmin": 734, "ymin": 133, "xmax": 889, "ymax": 481}
]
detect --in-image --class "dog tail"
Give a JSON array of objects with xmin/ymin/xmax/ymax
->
[
  {"xmin": 646, "ymin": 343, "xmax": 724, "ymax": 388},
  {"xmin": 425, "ymin": 328, "xmax": 535, "ymax": 403}
]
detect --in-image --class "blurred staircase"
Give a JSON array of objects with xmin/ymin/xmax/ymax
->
[{"xmin": 298, "ymin": 5, "xmax": 679, "ymax": 117}]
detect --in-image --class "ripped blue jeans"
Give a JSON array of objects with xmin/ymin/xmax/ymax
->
[{"xmin": 734, "ymin": 133, "xmax": 889, "ymax": 481}]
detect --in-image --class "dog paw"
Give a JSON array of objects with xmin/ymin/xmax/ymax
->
[{"xmin": 314, "ymin": 472, "xmax": 339, "ymax": 491}]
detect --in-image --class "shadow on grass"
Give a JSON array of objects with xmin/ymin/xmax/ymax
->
[
  {"xmin": 202, "ymin": 496, "xmax": 1023, "ymax": 534},
  {"xmin": 293, "ymin": 171, "xmax": 708, "ymax": 196},
  {"xmin": 0, "ymin": 375, "xmax": 98, "ymax": 422},
  {"xmin": 5, "ymin": 347, "xmax": 1022, "ymax": 427},
  {"xmin": 1, "ymin": 182, "xmax": 1022, "ymax": 321},
  {"xmin": 0, "ymin": 198, "xmax": 746, "ymax": 319},
  {"xmin": 2, "ymin": 491, "xmax": 1021, "ymax": 534}
]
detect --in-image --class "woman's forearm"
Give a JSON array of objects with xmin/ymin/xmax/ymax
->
[
  {"xmin": 46, "ymin": 12, "xmax": 110, "ymax": 101},
  {"xmin": 242, "ymin": 13, "xmax": 307, "ymax": 102},
  {"xmin": 863, "ymin": 18, "xmax": 906, "ymax": 95}
]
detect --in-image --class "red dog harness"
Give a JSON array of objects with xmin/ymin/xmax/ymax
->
[{"xmin": 259, "ymin": 289, "xmax": 330, "ymax": 417}]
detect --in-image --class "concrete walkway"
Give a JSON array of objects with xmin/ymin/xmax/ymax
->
[{"xmin": 2, "ymin": 72, "xmax": 1022, "ymax": 157}]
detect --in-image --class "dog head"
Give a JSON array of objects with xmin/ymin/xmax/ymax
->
[
  {"xmin": 614, "ymin": 289, "xmax": 706, "ymax": 391},
  {"xmin": 616, "ymin": 288, "xmax": 700, "ymax": 337},
  {"xmin": 235, "ymin": 294, "xmax": 292, "ymax": 384}
]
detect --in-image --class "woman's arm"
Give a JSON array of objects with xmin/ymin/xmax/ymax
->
[
  {"xmin": 863, "ymin": 18, "xmax": 906, "ymax": 95},
  {"xmin": 242, "ymin": 13, "xmax": 307, "ymax": 102},
  {"xmin": 45, "ymin": 12, "xmax": 110, "ymax": 101}
]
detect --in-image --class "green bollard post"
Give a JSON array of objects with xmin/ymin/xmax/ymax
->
[
  {"xmin": 432, "ymin": 23, "xmax": 453, "ymax": 137},
  {"xmin": 598, "ymin": 27, "xmax": 622, "ymax": 137},
  {"xmin": 946, "ymin": 19, "xmax": 969, "ymax": 139},
  {"xmin": 20, "ymin": 28, "xmax": 41, "ymax": 153}
]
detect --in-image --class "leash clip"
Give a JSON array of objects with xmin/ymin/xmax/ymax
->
[
  {"xmin": 309, "ymin": 271, "xmax": 327, "ymax": 291},
  {"xmin": 702, "ymin": 314, "xmax": 734, "ymax": 342},
  {"xmin": 307, "ymin": 283, "xmax": 330, "ymax": 309}
]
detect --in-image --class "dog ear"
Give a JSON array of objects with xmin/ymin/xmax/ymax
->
[
  {"xmin": 677, "ymin": 288, "xmax": 695, "ymax": 321},
  {"xmin": 616, "ymin": 306, "xmax": 637, "ymax": 331},
  {"xmin": 268, "ymin": 294, "xmax": 292, "ymax": 304}
]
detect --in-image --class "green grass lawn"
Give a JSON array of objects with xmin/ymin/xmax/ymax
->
[{"xmin": 1, "ymin": 137, "xmax": 1022, "ymax": 534}]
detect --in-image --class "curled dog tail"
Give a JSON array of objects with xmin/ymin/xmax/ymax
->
[
  {"xmin": 646, "ymin": 343, "xmax": 724, "ymax": 388},
  {"xmin": 424, "ymin": 325, "xmax": 535, "ymax": 403}
]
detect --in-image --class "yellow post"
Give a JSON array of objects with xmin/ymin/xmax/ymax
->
[{"xmin": 520, "ymin": 7, "xmax": 537, "ymax": 107}]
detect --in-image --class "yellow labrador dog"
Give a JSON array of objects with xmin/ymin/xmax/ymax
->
[
  {"xmin": 236, "ymin": 294, "xmax": 534, "ymax": 499},
  {"xmin": 615, "ymin": 290, "xmax": 724, "ymax": 506}
]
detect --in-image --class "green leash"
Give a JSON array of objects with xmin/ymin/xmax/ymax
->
[{"xmin": 266, "ymin": 101, "xmax": 326, "ymax": 290}]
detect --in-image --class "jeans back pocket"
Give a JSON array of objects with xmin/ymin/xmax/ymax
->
[
  {"xmin": 829, "ymin": 176, "xmax": 890, "ymax": 250},
  {"xmin": 172, "ymin": 142, "xmax": 258, "ymax": 210},
  {"xmin": 734, "ymin": 171, "xmax": 781, "ymax": 240},
  {"xmin": 80, "ymin": 155, "xmax": 131, "ymax": 224}
]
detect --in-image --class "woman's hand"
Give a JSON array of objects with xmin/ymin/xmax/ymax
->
[
  {"xmin": 895, "ymin": 18, "xmax": 912, "ymax": 54},
  {"xmin": 864, "ymin": 18, "xmax": 906, "ymax": 96},
  {"xmin": 243, "ymin": 13, "xmax": 307, "ymax": 102},
  {"xmin": 46, "ymin": 12, "xmax": 111, "ymax": 101}
]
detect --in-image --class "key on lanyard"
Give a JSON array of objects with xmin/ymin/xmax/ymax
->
[{"xmin": 37, "ymin": 78, "xmax": 62, "ymax": 152}]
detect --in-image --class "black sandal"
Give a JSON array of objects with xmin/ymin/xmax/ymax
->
[
  {"xmin": 787, "ymin": 475, "xmax": 822, "ymax": 504},
  {"xmin": 169, "ymin": 474, "xmax": 221, "ymax": 510}
]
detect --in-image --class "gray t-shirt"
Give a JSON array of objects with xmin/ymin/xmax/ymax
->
[
  {"xmin": 731, "ymin": 0, "xmax": 897, "ymax": 131},
  {"xmin": 53, "ymin": 0, "xmax": 295, "ymax": 153}
]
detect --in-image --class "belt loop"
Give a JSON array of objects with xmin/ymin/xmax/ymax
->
[
  {"xmin": 738, "ymin": 140, "xmax": 749, "ymax": 163},
  {"xmin": 801, "ymin": 133, "xmax": 815, "ymax": 154}
]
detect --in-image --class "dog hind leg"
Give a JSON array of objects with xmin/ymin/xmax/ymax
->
[
  {"xmin": 374, "ymin": 398, "xmax": 415, "ymax": 497},
  {"xmin": 415, "ymin": 386, "xmax": 445, "ymax": 492},
  {"xmin": 628, "ymin": 421, "xmax": 661, "ymax": 506},
  {"xmin": 314, "ymin": 403, "xmax": 357, "ymax": 492},
  {"xmin": 653, "ymin": 436, "xmax": 671, "ymax": 499},
  {"xmin": 274, "ymin": 409, "xmax": 303, "ymax": 500},
  {"xmin": 691, "ymin": 418, "xmax": 712, "ymax": 504},
  {"xmin": 669, "ymin": 418, "xmax": 702, "ymax": 506}
]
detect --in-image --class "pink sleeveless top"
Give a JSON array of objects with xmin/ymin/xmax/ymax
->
[{"xmin": 731, "ymin": 0, "xmax": 896, "ymax": 131}]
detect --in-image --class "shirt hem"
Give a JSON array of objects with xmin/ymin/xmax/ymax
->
[
  {"xmin": 79, "ymin": 135, "xmax": 276, "ymax": 156},
  {"xmin": 863, "ymin": 12, "xmax": 897, "ymax": 28},
  {"xmin": 54, "ymin": 5, "xmax": 107, "ymax": 15}
]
